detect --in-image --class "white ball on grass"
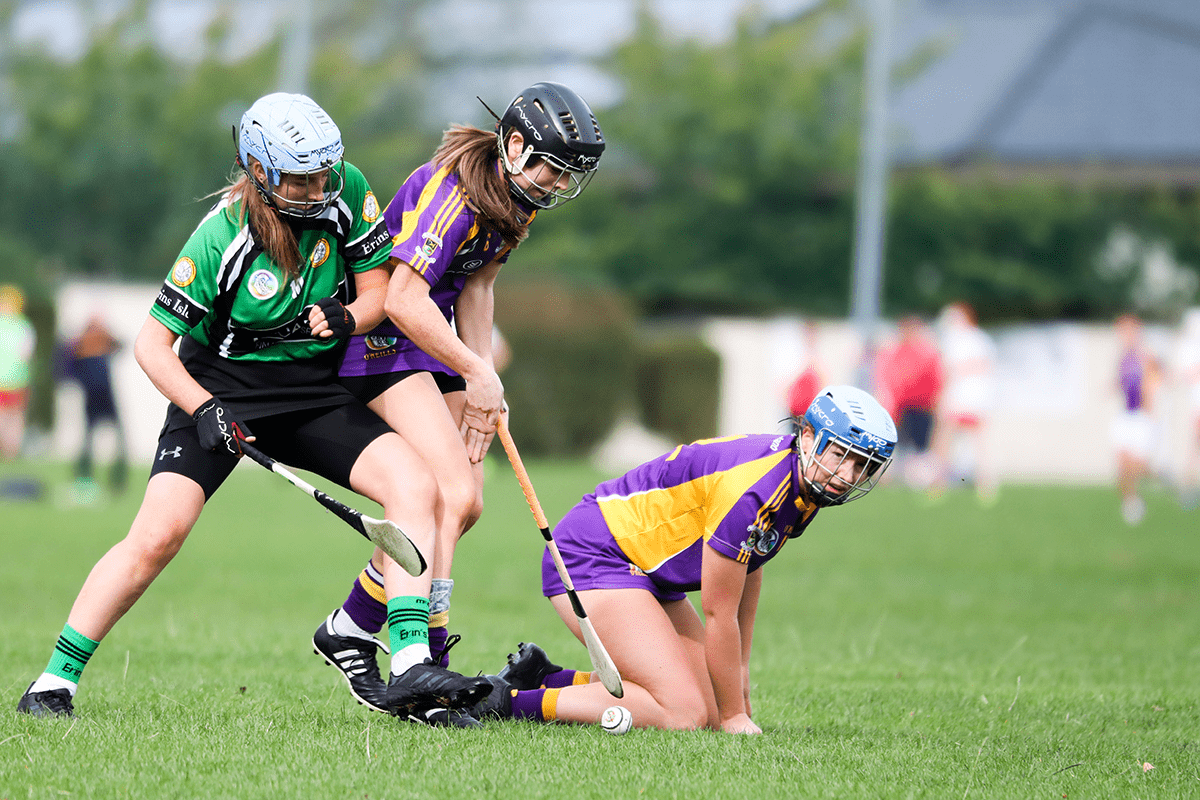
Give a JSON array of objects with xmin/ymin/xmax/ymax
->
[{"xmin": 600, "ymin": 705, "xmax": 632, "ymax": 735}]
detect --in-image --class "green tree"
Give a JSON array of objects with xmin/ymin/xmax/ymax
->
[
  {"xmin": 529, "ymin": 1, "xmax": 867, "ymax": 316},
  {"xmin": 0, "ymin": 1, "xmax": 434, "ymax": 286}
]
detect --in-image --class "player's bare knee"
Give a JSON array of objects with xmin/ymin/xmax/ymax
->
[
  {"xmin": 125, "ymin": 521, "xmax": 190, "ymax": 571},
  {"xmin": 661, "ymin": 695, "xmax": 708, "ymax": 730},
  {"xmin": 440, "ymin": 476, "xmax": 478, "ymax": 527}
]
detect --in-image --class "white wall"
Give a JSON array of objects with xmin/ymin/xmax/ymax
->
[
  {"xmin": 703, "ymin": 315, "xmax": 1194, "ymax": 486},
  {"xmin": 54, "ymin": 282, "xmax": 168, "ymax": 465}
]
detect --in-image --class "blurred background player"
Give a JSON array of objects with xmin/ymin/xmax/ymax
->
[
  {"xmin": 62, "ymin": 313, "xmax": 128, "ymax": 500},
  {"xmin": 468, "ymin": 386, "xmax": 895, "ymax": 733},
  {"xmin": 16, "ymin": 92, "xmax": 489, "ymax": 720},
  {"xmin": 931, "ymin": 302, "xmax": 998, "ymax": 504},
  {"xmin": 0, "ymin": 284, "xmax": 36, "ymax": 460},
  {"xmin": 1111, "ymin": 313, "xmax": 1161, "ymax": 526},
  {"xmin": 876, "ymin": 315, "xmax": 943, "ymax": 492},
  {"xmin": 1173, "ymin": 308, "xmax": 1200, "ymax": 509},
  {"xmin": 313, "ymin": 82, "xmax": 604, "ymax": 726}
]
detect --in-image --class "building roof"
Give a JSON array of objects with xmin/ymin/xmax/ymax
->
[{"xmin": 889, "ymin": 0, "xmax": 1200, "ymax": 173}]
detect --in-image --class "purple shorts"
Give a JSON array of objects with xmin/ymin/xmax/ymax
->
[{"xmin": 542, "ymin": 500, "xmax": 687, "ymax": 603}]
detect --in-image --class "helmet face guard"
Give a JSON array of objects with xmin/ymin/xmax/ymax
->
[
  {"xmin": 495, "ymin": 81, "xmax": 604, "ymax": 210},
  {"xmin": 236, "ymin": 92, "xmax": 346, "ymax": 218},
  {"xmin": 500, "ymin": 149, "xmax": 597, "ymax": 210},
  {"xmin": 796, "ymin": 386, "xmax": 897, "ymax": 506}
]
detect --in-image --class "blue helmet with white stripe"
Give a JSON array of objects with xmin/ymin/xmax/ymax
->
[
  {"xmin": 236, "ymin": 92, "xmax": 345, "ymax": 217},
  {"xmin": 796, "ymin": 385, "xmax": 896, "ymax": 506}
]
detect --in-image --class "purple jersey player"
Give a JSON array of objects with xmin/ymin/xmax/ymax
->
[
  {"xmin": 1111, "ymin": 313, "xmax": 1161, "ymax": 525},
  {"xmin": 470, "ymin": 386, "xmax": 898, "ymax": 734},
  {"xmin": 312, "ymin": 83, "xmax": 605, "ymax": 726}
]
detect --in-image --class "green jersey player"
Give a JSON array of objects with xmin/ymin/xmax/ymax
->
[{"xmin": 17, "ymin": 93, "xmax": 490, "ymax": 721}]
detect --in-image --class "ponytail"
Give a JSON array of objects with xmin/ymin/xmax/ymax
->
[{"xmin": 433, "ymin": 125, "xmax": 531, "ymax": 249}]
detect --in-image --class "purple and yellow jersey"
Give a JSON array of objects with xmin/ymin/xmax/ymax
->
[
  {"xmin": 590, "ymin": 433, "xmax": 819, "ymax": 593},
  {"xmin": 340, "ymin": 161, "xmax": 532, "ymax": 377}
]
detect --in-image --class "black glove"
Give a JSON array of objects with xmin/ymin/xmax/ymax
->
[
  {"xmin": 313, "ymin": 297, "xmax": 356, "ymax": 342},
  {"xmin": 192, "ymin": 397, "xmax": 251, "ymax": 456}
]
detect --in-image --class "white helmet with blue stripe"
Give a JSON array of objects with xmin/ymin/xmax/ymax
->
[
  {"xmin": 796, "ymin": 385, "xmax": 896, "ymax": 506},
  {"xmin": 236, "ymin": 92, "xmax": 345, "ymax": 217}
]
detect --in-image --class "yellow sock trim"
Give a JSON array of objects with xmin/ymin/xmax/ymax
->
[
  {"xmin": 359, "ymin": 569, "xmax": 386, "ymax": 604},
  {"xmin": 541, "ymin": 688, "xmax": 562, "ymax": 721},
  {"xmin": 573, "ymin": 671, "xmax": 592, "ymax": 686},
  {"xmin": 428, "ymin": 610, "xmax": 449, "ymax": 628}
]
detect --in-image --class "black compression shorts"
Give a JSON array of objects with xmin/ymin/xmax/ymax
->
[
  {"xmin": 340, "ymin": 370, "xmax": 466, "ymax": 404},
  {"xmin": 149, "ymin": 401, "xmax": 394, "ymax": 500}
]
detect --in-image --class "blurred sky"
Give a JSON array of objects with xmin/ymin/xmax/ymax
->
[
  {"xmin": 12, "ymin": 1, "xmax": 1200, "ymax": 162},
  {"xmin": 9, "ymin": 3, "xmax": 819, "ymax": 82},
  {"xmin": 9, "ymin": 0, "xmax": 823, "ymax": 124}
]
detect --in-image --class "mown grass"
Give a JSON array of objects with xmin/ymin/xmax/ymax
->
[{"xmin": 1, "ymin": 457, "xmax": 1197, "ymax": 799}]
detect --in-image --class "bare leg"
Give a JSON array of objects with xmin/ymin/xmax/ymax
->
[
  {"xmin": 67, "ymin": 473, "xmax": 205, "ymax": 640},
  {"xmin": 549, "ymin": 590, "xmax": 710, "ymax": 730},
  {"xmin": 348, "ymin": 432, "xmax": 439, "ymax": 602},
  {"xmin": 368, "ymin": 377, "xmax": 479, "ymax": 581}
]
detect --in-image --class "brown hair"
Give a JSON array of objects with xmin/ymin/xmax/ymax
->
[
  {"xmin": 214, "ymin": 169, "xmax": 304, "ymax": 278},
  {"xmin": 433, "ymin": 125, "xmax": 530, "ymax": 249}
]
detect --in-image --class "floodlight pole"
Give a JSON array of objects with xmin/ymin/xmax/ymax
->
[
  {"xmin": 850, "ymin": 0, "xmax": 894, "ymax": 386},
  {"xmin": 278, "ymin": 0, "xmax": 315, "ymax": 94}
]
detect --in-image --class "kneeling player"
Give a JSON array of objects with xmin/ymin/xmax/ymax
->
[{"xmin": 472, "ymin": 385, "xmax": 896, "ymax": 733}]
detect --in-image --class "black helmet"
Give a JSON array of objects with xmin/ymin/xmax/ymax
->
[{"xmin": 496, "ymin": 81, "xmax": 605, "ymax": 209}]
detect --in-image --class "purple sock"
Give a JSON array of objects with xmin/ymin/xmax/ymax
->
[
  {"xmin": 511, "ymin": 688, "xmax": 556, "ymax": 722},
  {"xmin": 341, "ymin": 564, "xmax": 386, "ymax": 634},
  {"xmin": 542, "ymin": 669, "xmax": 588, "ymax": 689},
  {"xmin": 428, "ymin": 626, "xmax": 449, "ymax": 667}
]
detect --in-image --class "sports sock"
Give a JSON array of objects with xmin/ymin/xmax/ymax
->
[
  {"xmin": 511, "ymin": 688, "xmax": 560, "ymax": 722},
  {"xmin": 428, "ymin": 578, "xmax": 453, "ymax": 666},
  {"xmin": 429, "ymin": 578, "xmax": 454, "ymax": 614},
  {"xmin": 427, "ymin": 621, "xmax": 449, "ymax": 667},
  {"xmin": 33, "ymin": 624, "xmax": 99, "ymax": 696},
  {"xmin": 340, "ymin": 560, "xmax": 387, "ymax": 634},
  {"xmin": 387, "ymin": 596, "xmax": 430, "ymax": 676},
  {"xmin": 542, "ymin": 669, "xmax": 591, "ymax": 688},
  {"xmin": 327, "ymin": 608, "xmax": 374, "ymax": 641}
]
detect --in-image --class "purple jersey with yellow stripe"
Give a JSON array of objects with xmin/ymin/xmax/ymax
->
[
  {"xmin": 340, "ymin": 161, "xmax": 529, "ymax": 377},
  {"xmin": 589, "ymin": 434, "xmax": 819, "ymax": 593}
]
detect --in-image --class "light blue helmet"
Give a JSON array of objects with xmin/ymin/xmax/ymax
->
[
  {"xmin": 236, "ymin": 92, "xmax": 345, "ymax": 217},
  {"xmin": 796, "ymin": 385, "xmax": 896, "ymax": 506}
]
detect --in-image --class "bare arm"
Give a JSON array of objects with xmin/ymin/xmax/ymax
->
[
  {"xmin": 454, "ymin": 260, "xmax": 504, "ymax": 461},
  {"xmin": 133, "ymin": 316, "xmax": 212, "ymax": 416},
  {"xmin": 700, "ymin": 543, "xmax": 762, "ymax": 734},
  {"xmin": 738, "ymin": 568, "xmax": 763, "ymax": 718},
  {"xmin": 385, "ymin": 257, "xmax": 504, "ymax": 461}
]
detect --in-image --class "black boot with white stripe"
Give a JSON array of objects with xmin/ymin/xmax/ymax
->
[{"xmin": 312, "ymin": 616, "xmax": 390, "ymax": 713}]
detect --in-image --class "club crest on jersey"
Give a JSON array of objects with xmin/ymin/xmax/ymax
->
[
  {"xmin": 247, "ymin": 269, "xmax": 280, "ymax": 300},
  {"xmin": 362, "ymin": 191, "xmax": 380, "ymax": 223},
  {"xmin": 366, "ymin": 335, "xmax": 398, "ymax": 351},
  {"xmin": 171, "ymin": 257, "xmax": 197, "ymax": 287},
  {"xmin": 310, "ymin": 238, "xmax": 330, "ymax": 268},
  {"xmin": 418, "ymin": 231, "xmax": 442, "ymax": 261},
  {"xmin": 741, "ymin": 524, "xmax": 780, "ymax": 558}
]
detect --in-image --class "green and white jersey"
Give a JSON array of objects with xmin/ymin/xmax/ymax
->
[{"xmin": 151, "ymin": 162, "xmax": 389, "ymax": 363}]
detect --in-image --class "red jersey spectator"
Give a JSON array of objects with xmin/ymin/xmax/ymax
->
[
  {"xmin": 875, "ymin": 316, "xmax": 944, "ymax": 489},
  {"xmin": 785, "ymin": 321, "xmax": 825, "ymax": 418}
]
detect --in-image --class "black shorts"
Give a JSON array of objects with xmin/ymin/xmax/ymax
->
[
  {"xmin": 340, "ymin": 370, "xmax": 466, "ymax": 404},
  {"xmin": 898, "ymin": 408, "xmax": 935, "ymax": 452},
  {"xmin": 149, "ymin": 402, "xmax": 394, "ymax": 500}
]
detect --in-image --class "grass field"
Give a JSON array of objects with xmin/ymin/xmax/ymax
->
[{"xmin": 1, "ymin": 457, "xmax": 1197, "ymax": 799}]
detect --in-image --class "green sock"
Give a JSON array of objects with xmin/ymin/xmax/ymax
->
[
  {"xmin": 387, "ymin": 596, "xmax": 430, "ymax": 656},
  {"xmin": 45, "ymin": 623, "xmax": 100, "ymax": 686}
]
